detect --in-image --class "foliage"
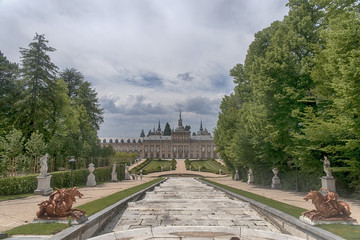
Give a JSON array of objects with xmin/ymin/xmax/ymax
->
[
  {"xmin": 130, "ymin": 158, "xmax": 153, "ymax": 174},
  {"xmin": 0, "ymin": 129, "xmax": 25, "ymax": 176},
  {"xmin": 188, "ymin": 159, "xmax": 228, "ymax": 174},
  {"xmin": 163, "ymin": 122, "xmax": 171, "ymax": 136},
  {"xmin": 214, "ymin": 0, "xmax": 360, "ymax": 195},
  {"xmin": 142, "ymin": 159, "xmax": 173, "ymax": 173},
  {"xmin": 0, "ymin": 174, "xmax": 37, "ymax": 195},
  {"xmin": 0, "ymin": 33, "xmax": 107, "ymax": 176}
]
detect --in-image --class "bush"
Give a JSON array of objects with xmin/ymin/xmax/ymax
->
[
  {"xmin": 0, "ymin": 166, "xmax": 114, "ymax": 195},
  {"xmin": 0, "ymin": 175, "xmax": 37, "ymax": 195}
]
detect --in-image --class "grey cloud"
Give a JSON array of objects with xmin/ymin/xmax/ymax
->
[
  {"xmin": 125, "ymin": 72, "xmax": 163, "ymax": 88},
  {"xmin": 100, "ymin": 95, "xmax": 167, "ymax": 116},
  {"xmin": 0, "ymin": 0, "xmax": 289, "ymax": 137},
  {"xmin": 183, "ymin": 96, "xmax": 220, "ymax": 115},
  {"xmin": 177, "ymin": 72, "xmax": 194, "ymax": 82}
]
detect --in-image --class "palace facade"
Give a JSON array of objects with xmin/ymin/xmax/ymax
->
[{"xmin": 100, "ymin": 111, "xmax": 219, "ymax": 159}]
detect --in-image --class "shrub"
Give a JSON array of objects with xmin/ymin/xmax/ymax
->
[{"xmin": 0, "ymin": 175, "xmax": 37, "ymax": 195}]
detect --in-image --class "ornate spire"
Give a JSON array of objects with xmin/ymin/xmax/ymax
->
[
  {"xmin": 200, "ymin": 120, "xmax": 203, "ymax": 131},
  {"xmin": 157, "ymin": 120, "xmax": 161, "ymax": 132},
  {"xmin": 178, "ymin": 109, "xmax": 183, "ymax": 127}
]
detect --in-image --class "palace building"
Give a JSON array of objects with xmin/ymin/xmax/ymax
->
[{"xmin": 100, "ymin": 111, "xmax": 219, "ymax": 159}]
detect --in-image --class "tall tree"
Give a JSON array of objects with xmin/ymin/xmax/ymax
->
[
  {"xmin": 0, "ymin": 129, "xmax": 24, "ymax": 176},
  {"xmin": 17, "ymin": 33, "xmax": 58, "ymax": 139},
  {"xmin": 295, "ymin": 0, "xmax": 360, "ymax": 188},
  {"xmin": 25, "ymin": 130, "xmax": 47, "ymax": 173},
  {"xmin": 0, "ymin": 51, "xmax": 20, "ymax": 136},
  {"xmin": 164, "ymin": 122, "xmax": 171, "ymax": 136}
]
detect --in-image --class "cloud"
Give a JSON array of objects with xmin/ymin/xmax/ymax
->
[
  {"xmin": 125, "ymin": 71, "xmax": 163, "ymax": 88},
  {"xmin": 177, "ymin": 72, "xmax": 194, "ymax": 82},
  {"xmin": 0, "ymin": 0, "xmax": 289, "ymax": 137},
  {"xmin": 100, "ymin": 95, "xmax": 167, "ymax": 116},
  {"xmin": 184, "ymin": 96, "xmax": 221, "ymax": 115}
]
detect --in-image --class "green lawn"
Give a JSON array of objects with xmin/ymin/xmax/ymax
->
[
  {"xmin": 5, "ymin": 178, "xmax": 163, "ymax": 236},
  {"xmin": 0, "ymin": 193, "xmax": 33, "ymax": 201},
  {"xmin": 5, "ymin": 223, "xmax": 68, "ymax": 237},
  {"xmin": 189, "ymin": 159, "xmax": 228, "ymax": 174},
  {"xmin": 142, "ymin": 160, "xmax": 173, "ymax": 173},
  {"xmin": 78, "ymin": 178, "xmax": 163, "ymax": 216},
  {"xmin": 202, "ymin": 178, "xmax": 360, "ymax": 240}
]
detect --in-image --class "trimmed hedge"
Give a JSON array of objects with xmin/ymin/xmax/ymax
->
[
  {"xmin": 0, "ymin": 165, "xmax": 125, "ymax": 196},
  {"xmin": 0, "ymin": 175, "xmax": 37, "ymax": 195},
  {"xmin": 130, "ymin": 158, "xmax": 153, "ymax": 174}
]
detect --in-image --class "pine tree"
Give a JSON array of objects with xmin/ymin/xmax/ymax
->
[
  {"xmin": 18, "ymin": 33, "xmax": 58, "ymax": 139},
  {"xmin": 163, "ymin": 122, "xmax": 171, "ymax": 136}
]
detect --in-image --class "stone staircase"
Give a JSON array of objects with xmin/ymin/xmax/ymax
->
[{"xmin": 113, "ymin": 178, "xmax": 278, "ymax": 232}]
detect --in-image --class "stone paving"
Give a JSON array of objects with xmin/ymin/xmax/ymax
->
[{"xmin": 112, "ymin": 178, "xmax": 279, "ymax": 232}]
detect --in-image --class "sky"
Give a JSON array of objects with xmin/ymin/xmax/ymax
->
[{"xmin": 0, "ymin": 0, "xmax": 289, "ymax": 138}]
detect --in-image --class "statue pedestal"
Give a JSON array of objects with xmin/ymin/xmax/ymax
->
[
  {"xmin": 299, "ymin": 215, "xmax": 358, "ymax": 226},
  {"xmin": 125, "ymin": 171, "xmax": 130, "ymax": 180},
  {"xmin": 34, "ymin": 175, "xmax": 53, "ymax": 195},
  {"xmin": 86, "ymin": 173, "xmax": 96, "ymax": 187},
  {"xmin": 271, "ymin": 176, "xmax": 282, "ymax": 189},
  {"xmin": 111, "ymin": 172, "xmax": 118, "ymax": 182},
  {"xmin": 247, "ymin": 173, "xmax": 254, "ymax": 184},
  {"xmin": 321, "ymin": 177, "xmax": 336, "ymax": 192}
]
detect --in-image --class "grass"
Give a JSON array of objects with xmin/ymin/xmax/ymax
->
[
  {"xmin": 202, "ymin": 178, "xmax": 360, "ymax": 240},
  {"xmin": 4, "ymin": 178, "xmax": 163, "ymax": 236},
  {"xmin": 189, "ymin": 159, "xmax": 228, "ymax": 174},
  {"xmin": 0, "ymin": 193, "xmax": 33, "ymax": 201},
  {"xmin": 5, "ymin": 223, "xmax": 68, "ymax": 236},
  {"xmin": 318, "ymin": 224, "xmax": 360, "ymax": 240},
  {"xmin": 78, "ymin": 178, "xmax": 163, "ymax": 216},
  {"xmin": 142, "ymin": 160, "xmax": 173, "ymax": 173},
  {"xmin": 202, "ymin": 178, "xmax": 306, "ymax": 218}
]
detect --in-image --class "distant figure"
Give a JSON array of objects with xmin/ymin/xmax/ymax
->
[
  {"xmin": 323, "ymin": 156, "xmax": 333, "ymax": 178},
  {"xmin": 131, "ymin": 172, "xmax": 135, "ymax": 180},
  {"xmin": 140, "ymin": 173, "xmax": 143, "ymax": 180},
  {"xmin": 40, "ymin": 153, "xmax": 49, "ymax": 177}
]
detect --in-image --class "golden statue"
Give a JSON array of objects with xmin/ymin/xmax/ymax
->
[{"xmin": 36, "ymin": 187, "xmax": 86, "ymax": 219}]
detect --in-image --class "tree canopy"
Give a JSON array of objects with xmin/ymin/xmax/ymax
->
[
  {"xmin": 0, "ymin": 33, "xmax": 108, "ymax": 176},
  {"xmin": 215, "ymin": 0, "xmax": 360, "ymax": 194}
]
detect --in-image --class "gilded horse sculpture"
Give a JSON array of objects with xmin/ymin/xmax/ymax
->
[
  {"xmin": 302, "ymin": 188, "xmax": 351, "ymax": 220},
  {"xmin": 36, "ymin": 187, "xmax": 86, "ymax": 219}
]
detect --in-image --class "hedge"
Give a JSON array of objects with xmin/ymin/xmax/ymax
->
[{"xmin": 0, "ymin": 165, "xmax": 125, "ymax": 196}]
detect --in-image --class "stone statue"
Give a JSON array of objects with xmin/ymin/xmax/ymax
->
[
  {"xmin": 302, "ymin": 188, "xmax": 351, "ymax": 220},
  {"xmin": 36, "ymin": 187, "xmax": 86, "ymax": 219},
  {"xmin": 112, "ymin": 162, "xmax": 116, "ymax": 174},
  {"xmin": 322, "ymin": 156, "xmax": 333, "ymax": 178},
  {"xmin": 39, "ymin": 153, "xmax": 49, "ymax": 177}
]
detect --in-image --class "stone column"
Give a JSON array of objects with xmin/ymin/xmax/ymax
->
[
  {"xmin": 86, "ymin": 163, "xmax": 96, "ymax": 187},
  {"xmin": 271, "ymin": 167, "xmax": 281, "ymax": 189}
]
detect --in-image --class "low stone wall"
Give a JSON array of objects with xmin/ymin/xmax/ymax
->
[
  {"xmin": 51, "ymin": 179, "xmax": 166, "ymax": 240},
  {"xmin": 199, "ymin": 179, "xmax": 345, "ymax": 240}
]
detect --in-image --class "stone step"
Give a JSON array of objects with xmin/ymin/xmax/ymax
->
[{"xmin": 112, "ymin": 178, "xmax": 280, "ymax": 233}]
